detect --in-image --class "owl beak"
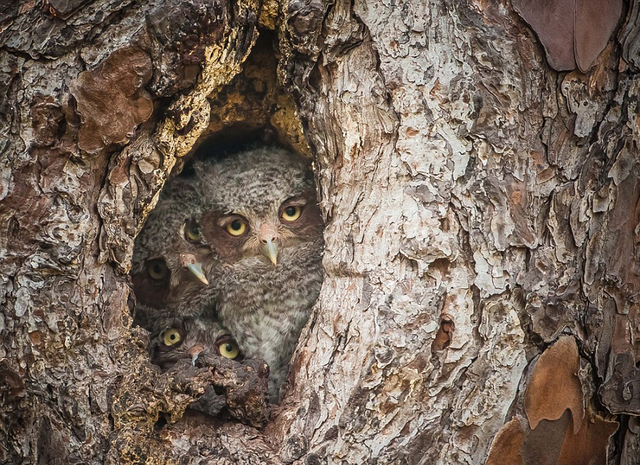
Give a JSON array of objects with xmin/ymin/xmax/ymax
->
[
  {"xmin": 259, "ymin": 223, "xmax": 279, "ymax": 266},
  {"xmin": 179, "ymin": 253, "xmax": 209, "ymax": 285},
  {"xmin": 187, "ymin": 262, "xmax": 209, "ymax": 285},
  {"xmin": 263, "ymin": 240, "xmax": 278, "ymax": 266},
  {"xmin": 188, "ymin": 344, "xmax": 205, "ymax": 365}
]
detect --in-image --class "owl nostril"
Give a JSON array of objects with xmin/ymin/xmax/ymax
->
[
  {"xmin": 188, "ymin": 344, "xmax": 205, "ymax": 358},
  {"xmin": 179, "ymin": 253, "xmax": 197, "ymax": 267},
  {"xmin": 258, "ymin": 223, "xmax": 278, "ymax": 244}
]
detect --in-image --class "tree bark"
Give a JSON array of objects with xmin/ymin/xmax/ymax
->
[{"xmin": 1, "ymin": 0, "xmax": 639, "ymax": 464}]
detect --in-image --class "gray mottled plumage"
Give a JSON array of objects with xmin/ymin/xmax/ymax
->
[
  {"xmin": 194, "ymin": 147, "xmax": 324, "ymax": 402},
  {"xmin": 131, "ymin": 176, "xmax": 215, "ymax": 329}
]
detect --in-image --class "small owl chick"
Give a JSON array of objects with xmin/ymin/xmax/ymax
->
[
  {"xmin": 194, "ymin": 147, "xmax": 324, "ymax": 402},
  {"xmin": 148, "ymin": 315, "xmax": 242, "ymax": 369},
  {"xmin": 148, "ymin": 315, "xmax": 246, "ymax": 419},
  {"xmin": 131, "ymin": 176, "xmax": 214, "ymax": 328}
]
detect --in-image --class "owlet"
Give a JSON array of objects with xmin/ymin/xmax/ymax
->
[
  {"xmin": 194, "ymin": 147, "xmax": 324, "ymax": 402},
  {"xmin": 147, "ymin": 315, "xmax": 242, "ymax": 369},
  {"xmin": 148, "ymin": 315, "xmax": 245, "ymax": 419},
  {"xmin": 131, "ymin": 176, "xmax": 214, "ymax": 329}
]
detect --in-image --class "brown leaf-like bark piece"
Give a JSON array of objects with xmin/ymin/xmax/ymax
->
[
  {"xmin": 557, "ymin": 410, "xmax": 618, "ymax": 465},
  {"xmin": 524, "ymin": 336, "xmax": 584, "ymax": 433},
  {"xmin": 574, "ymin": 0, "xmax": 623, "ymax": 73},
  {"xmin": 511, "ymin": 0, "xmax": 575, "ymax": 71},
  {"xmin": 431, "ymin": 314, "xmax": 455, "ymax": 351},
  {"xmin": 485, "ymin": 417, "xmax": 525, "ymax": 465},
  {"xmin": 71, "ymin": 47, "xmax": 153, "ymax": 154},
  {"xmin": 512, "ymin": 0, "xmax": 622, "ymax": 72}
]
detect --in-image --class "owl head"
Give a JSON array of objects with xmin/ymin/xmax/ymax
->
[
  {"xmin": 193, "ymin": 147, "xmax": 324, "ymax": 271},
  {"xmin": 131, "ymin": 177, "xmax": 213, "ymax": 324},
  {"xmin": 148, "ymin": 316, "xmax": 242, "ymax": 369}
]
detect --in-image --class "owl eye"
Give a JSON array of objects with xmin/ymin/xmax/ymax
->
[
  {"xmin": 147, "ymin": 259, "xmax": 168, "ymax": 280},
  {"xmin": 185, "ymin": 221, "xmax": 202, "ymax": 242},
  {"xmin": 217, "ymin": 338, "xmax": 240, "ymax": 359},
  {"xmin": 226, "ymin": 219, "xmax": 247, "ymax": 236},
  {"xmin": 281, "ymin": 205, "xmax": 302, "ymax": 222},
  {"xmin": 161, "ymin": 328, "xmax": 182, "ymax": 347}
]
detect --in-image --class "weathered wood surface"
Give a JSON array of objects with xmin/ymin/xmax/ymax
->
[{"xmin": 1, "ymin": 0, "xmax": 640, "ymax": 463}]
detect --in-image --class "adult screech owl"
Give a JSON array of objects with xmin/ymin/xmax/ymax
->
[
  {"xmin": 131, "ymin": 176, "xmax": 213, "ymax": 329},
  {"xmin": 194, "ymin": 147, "xmax": 324, "ymax": 402}
]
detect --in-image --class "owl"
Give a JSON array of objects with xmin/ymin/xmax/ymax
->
[
  {"xmin": 193, "ymin": 147, "xmax": 324, "ymax": 402},
  {"xmin": 131, "ymin": 176, "xmax": 215, "ymax": 328},
  {"xmin": 147, "ymin": 315, "xmax": 242, "ymax": 369},
  {"xmin": 148, "ymin": 314, "xmax": 248, "ymax": 419}
]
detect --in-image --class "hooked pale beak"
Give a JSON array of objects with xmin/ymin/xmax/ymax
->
[
  {"xmin": 187, "ymin": 262, "xmax": 209, "ymax": 285},
  {"xmin": 188, "ymin": 344, "xmax": 205, "ymax": 365},
  {"xmin": 259, "ymin": 223, "xmax": 279, "ymax": 266},
  {"xmin": 179, "ymin": 253, "xmax": 209, "ymax": 285},
  {"xmin": 263, "ymin": 239, "xmax": 278, "ymax": 266}
]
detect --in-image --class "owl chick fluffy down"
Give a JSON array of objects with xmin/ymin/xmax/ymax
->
[
  {"xmin": 193, "ymin": 147, "xmax": 325, "ymax": 402},
  {"xmin": 132, "ymin": 147, "xmax": 324, "ymax": 404},
  {"xmin": 147, "ymin": 315, "xmax": 242, "ymax": 370},
  {"xmin": 131, "ymin": 175, "xmax": 213, "ymax": 329},
  {"xmin": 147, "ymin": 313, "xmax": 272, "ymax": 422}
]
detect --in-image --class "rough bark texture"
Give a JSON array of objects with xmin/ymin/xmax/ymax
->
[{"xmin": 2, "ymin": 0, "xmax": 640, "ymax": 464}]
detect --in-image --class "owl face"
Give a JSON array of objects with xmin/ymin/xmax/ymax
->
[
  {"xmin": 194, "ymin": 148, "xmax": 324, "ymax": 269},
  {"xmin": 148, "ymin": 316, "xmax": 242, "ymax": 369},
  {"xmin": 198, "ymin": 190, "xmax": 322, "ymax": 267}
]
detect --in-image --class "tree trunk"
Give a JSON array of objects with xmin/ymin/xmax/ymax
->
[{"xmin": 1, "ymin": 0, "xmax": 639, "ymax": 463}]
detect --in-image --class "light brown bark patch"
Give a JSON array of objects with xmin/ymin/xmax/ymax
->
[
  {"xmin": 524, "ymin": 336, "xmax": 584, "ymax": 433},
  {"xmin": 485, "ymin": 417, "xmax": 525, "ymax": 465},
  {"xmin": 71, "ymin": 47, "xmax": 153, "ymax": 154},
  {"xmin": 557, "ymin": 409, "xmax": 618, "ymax": 465}
]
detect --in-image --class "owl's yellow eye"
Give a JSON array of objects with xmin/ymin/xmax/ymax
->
[
  {"xmin": 162, "ymin": 329, "xmax": 182, "ymax": 347},
  {"xmin": 226, "ymin": 219, "xmax": 247, "ymax": 236},
  {"xmin": 281, "ymin": 205, "xmax": 302, "ymax": 222},
  {"xmin": 147, "ymin": 259, "xmax": 168, "ymax": 280},
  {"xmin": 218, "ymin": 340, "xmax": 240, "ymax": 359},
  {"xmin": 185, "ymin": 221, "xmax": 202, "ymax": 242}
]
